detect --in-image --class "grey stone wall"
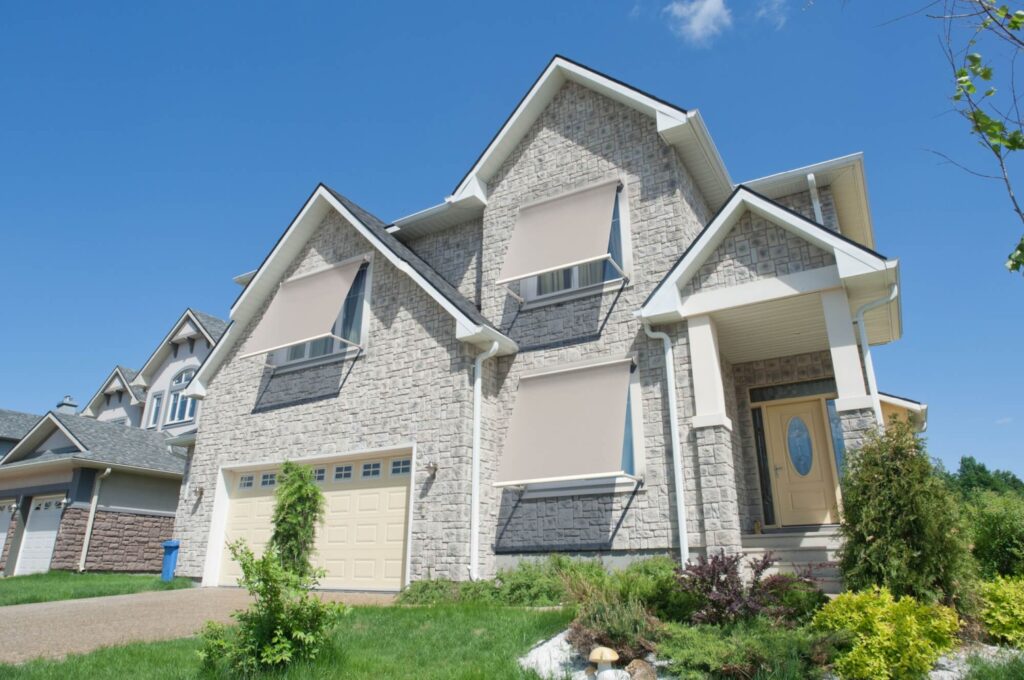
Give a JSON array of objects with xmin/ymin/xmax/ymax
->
[
  {"xmin": 474, "ymin": 80, "xmax": 711, "ymax": 573},
  {"xmin": 681, "ymin": 210, "xmax": 836, "ymax": 296},
  {"xmin": 731, "ymin": 351, "xmax": 835, "ymax": 530},
  {"xmin": 173, "ymin": 211, "xmax": 480, "ymax": 581},
  {"xmin": 774, "ymin": 187, "xmax": 839, "ymax": 232},
  {"xmin": 50, "ymin": 507, "xmax": 173, "ymax": 572},
  {"xmin": 838, "ymin": 408, "xmax": 878, "ymax": 454},
  {"xmin": 694, "ymin": 424, "xmax": 742, "ymax": 555},
  {"xmin": 407, "ymin": 219, "xmax": 483, "ymax": 310}
]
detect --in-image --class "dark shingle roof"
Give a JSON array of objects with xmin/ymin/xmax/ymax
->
[
  {"xmin": 0, "ymin": 409, "xmax": 41, "ymax": 441},
  {"xmin": 191, "ymin": 310, "xmax": 229, "ymax": 342},
  {"xmin": 114, "ymin": 365, "xmax": 146, "ymax": 403},
  {"xmin": 322, "ymin": 184, "xmax": 496, "ymax": 330},
  {"xmin": 50, "ymin": 412, "xmax": 185, "ymax": 475}
]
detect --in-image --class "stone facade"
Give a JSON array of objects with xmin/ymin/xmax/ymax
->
[
  {"xmin": 837, "ymin": 408, "xmax": 878, "ymax": 453},
  {"xmin": 694, "ymin": 424, "xmax": 742, "ymax": 555},
  {"xmin": 51, "ymin": 506, "xmax": 173, "ymax": 572},
  {"xmin": 774, "ymin": 187, "xmax": 840, "ymax": 233},
  {"xmin": 682, "ymin": 210, "xmax": 836, "ymax": 295}
]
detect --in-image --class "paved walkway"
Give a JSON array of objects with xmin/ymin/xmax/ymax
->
[{"xmin": 0, "ymin": 587, "xmax": 393, "ymax": 664}]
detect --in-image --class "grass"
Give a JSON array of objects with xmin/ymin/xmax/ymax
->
[
  {"xmin": 965, "ymin": 653, "xmax": 1024, "ymax": 679},
  {"xmin": 0, "ymin": 604, "xmax": 573, "ymax": 679},
  {"xmin": 0, "ymin": 571, "xmax": 193, "ymax": 607}
]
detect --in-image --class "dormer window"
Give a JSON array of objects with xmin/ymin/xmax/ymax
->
[
  {"xmin": 279, "ymin": 261, "xmax": 370, "ymax": 365},
  {"xmin": 496, "ymin": 180, "xmax": 629, "ymax": 303},
  {"xmin": 166, "ymin": 369, "xmax": 197, "ymax": 425}
]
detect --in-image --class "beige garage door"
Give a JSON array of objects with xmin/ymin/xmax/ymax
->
[{"xmin": 219, "ymin": 455, "xmax": 411, "ymax": 590}]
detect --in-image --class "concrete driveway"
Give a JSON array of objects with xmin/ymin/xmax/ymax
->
[{"xmin": 0, "ymin": 587, "xmax": 393, "ymax": 665}]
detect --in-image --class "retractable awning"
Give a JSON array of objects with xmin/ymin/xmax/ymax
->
[
  {"xmin": 496, "ymin": 180, "xmax": 621, "ymax": 285},
  {"xmin": 495, "ymin": 358, "xmax": 635, "ymax": 487},
  {"xmin": 239, "ymin": 260, "xmax": 363, "ymax": 359}
]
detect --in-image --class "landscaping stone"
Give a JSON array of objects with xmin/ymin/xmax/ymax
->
[
  {"xmin": 929, "ymin": 643, "xmax": 1021, "ymax": 680},
  {"xmin": 518, "ymin": 630, "xmax": 649, "ymax": 680}
]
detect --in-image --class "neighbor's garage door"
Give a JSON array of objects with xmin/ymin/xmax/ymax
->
[
  {"xmin": 0, "ymin": 499, "xmax": 15, "ymax": 562},
  {"xmin": 14, "ymin": 495, "xmax": 64, "ymax": 576},
  {"xmin": 220, "ymin": 454, "xmax": 411, "ymax": 590}
]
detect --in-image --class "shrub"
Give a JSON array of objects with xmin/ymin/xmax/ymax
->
[
  {"xmin": 838, "ymin": 421, "xmax": 975, "ymax": 608},
  {"xmin": 968, "ymin": 491, "xmax": 1024, "ymax": 578},
  {"xmin": 813, "ymin": 586, "xmax": 959, "ymax": 680},
  {"xmin": 198, "ymin": 541, "xmax": 347, "ymax": 676},
  {"xmin": 979, "ymin": 577, "xmax": 1024, "ymax": 648},
  {"xmin": 614, "ymin": 556, "xmax": 697, "ymax": 622},
  {"xmin": 269, "ymin": 461, "xmax": 326, "ymax": 577},
  {"xmin": 657, "ymin": 619, "xmax": 837, "ymax": 679},
  {"xmin": 677, "ymin": 552, "xmax": 827, "ymax": 626},
  {"xmin": 565, "ymin": 578, "xmax": 660, "ymax": 663}
]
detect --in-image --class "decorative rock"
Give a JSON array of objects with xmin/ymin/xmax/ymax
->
[{"xmin": 626, "ymin": 658, "xmax": 658, "ymax": 679}]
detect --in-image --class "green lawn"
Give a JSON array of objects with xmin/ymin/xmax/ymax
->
[
  {"xmin": 1, "ymin": 605, "xmax": 572, "ymax": 680},
  {"xmin": 0, "ymin": 571, "xmax": 192, "ymax": 607}
]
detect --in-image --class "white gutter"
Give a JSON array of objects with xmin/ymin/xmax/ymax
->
[
  {"xmin": 806, "ymin": 173, "xmax": 824, "ymax": 224},
  {"xmin": 470, "ymin": 341, "xmax": 500, "ymax": 581},
  {"xmin": 854, "ymin": 284, "xmax": 898, "ymax": 425},
  {"xmin": 79, "ymin": 467, "xmax": 112, "ymax": 571},
  {"xmin": 642, "ymin": 322, "xmax": 690, "ymax": 564}
]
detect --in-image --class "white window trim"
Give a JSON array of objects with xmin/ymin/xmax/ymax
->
[
  {"xmin": 312, "ymin": 467, "xmax": 326, "ymax": 483},
  {"xmin": 519, "ymin": 184, "xmax": 634, "ymax": 305},
  {"xmin": 390, "ymin": 458, "xmax": 411, "ymax": 476},
  {"xmin": 361, "ymin": 460, "xmax": 383, "ymax": 479},
  {"xmin": 260, "ymin": 472, "xmax": 277, "ymax": 488},
  {"xmin": 272, "ymin": 253, "xmax": 374, "ymax": 371},
  {"xmin": 147, "ymin": 393, "xmax": 164, "ymax": 429},
  {"xmin": 333, "ymin": 464, "xmax": 354, "ymax": 482},
  {"xmin": 519, "ymin": 366, "xmax": 646, "ymax": 499},
  {"xmin": 238, "ymin": 474, "xmax": 254, "ymax": 490}
]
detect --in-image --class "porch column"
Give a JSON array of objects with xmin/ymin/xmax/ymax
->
[
  {"xmin": 821, "ymin": 289, "xmax": 879, "ymax": 453},
  {"xmin": 686, "ymin": 315, "xmax": 741, "ymax": 556}
]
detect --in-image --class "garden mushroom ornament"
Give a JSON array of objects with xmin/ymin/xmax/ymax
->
[{"xmin": 588, "ymin": 646, "xmax": 619, "ymax": 679}]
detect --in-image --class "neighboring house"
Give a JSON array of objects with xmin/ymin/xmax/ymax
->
[
  {"xmin": 0, "ymin": 408, "xmax": 40, "ymax": 459},
  {"xmin": 0, "ymin": 309, "xmax": 227, "ymax": 576},
  {"xmin": 0, "ymin": 405, "xmax": 185, "ymax": 576},
  {"xmin": 172, "ymin": 56, "xmax": 927, "ymax": 593}
]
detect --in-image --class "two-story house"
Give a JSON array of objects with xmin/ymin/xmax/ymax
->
[
  {"xmin": 0, "ymin": 309, "xmax": 227, "ymax": 576},
  {"xmin": 172, "ymin": 56, "xmax": 926, "ymax": 592}
]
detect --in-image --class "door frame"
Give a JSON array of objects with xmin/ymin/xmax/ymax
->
[{"xmin": 750, "ymin": 393, "xmax": 843, "ymax": 529}]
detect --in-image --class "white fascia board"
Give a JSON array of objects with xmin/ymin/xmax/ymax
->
[
  {"xmin": 744, "ymin": 152, "xmax": 864, "ymax": 190},
  {"xmin": 640, "ymin": 189, "xmax": 888, "ymax": 323},
  {"xmin": 659, "ymin": 110, "xmax": 733, "ymax": 208},
  {"xmin": 130, "ymin": 309, "xmax": 217, "ymax": 388},
  {"xmin": 678, "ymin": 266, "xmax": 842, "ymax": 318}
]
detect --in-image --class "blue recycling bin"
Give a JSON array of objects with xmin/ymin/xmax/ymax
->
[{"xmin": 161, "ymin": 540, "xmax": 180, "ymax": 582}]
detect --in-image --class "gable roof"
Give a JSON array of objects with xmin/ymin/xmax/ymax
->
[
  {"xmin": 0, "ymin": 412, "xmax": 185, "ymax": 476},
  {"xmin": 641, "ymin": 186, "xmax": 898, "ymax": 324},
  {"xmin": 82, "ymin": 365, "xmax": 144, "ymax": 416},
  {"xmin": 185, "ymin": 184, "xmax": 516, "ymax": 399},
  {"xmin": 131, "ymin": 308, "xmax": 229, "ymax": 388},
  {"xmin": 0, "ymin": 408, "xmax": 40, "ymax": 441},
  {"xmin": 449, "ymin": 55, "xmax": 732, "ymax": 210}
]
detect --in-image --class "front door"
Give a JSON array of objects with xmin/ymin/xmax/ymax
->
[{"xmin": 763, "ymin": 399, "xmax": 839, "ymax": 526}]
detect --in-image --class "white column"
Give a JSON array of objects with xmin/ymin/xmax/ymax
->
[
  {"xmin": 688, "ymin": 315, "xmax": 732, "ymax": 430},
  {"xmin": 821, "ymin": 289, "xmax": 873, "ymax": 412}
]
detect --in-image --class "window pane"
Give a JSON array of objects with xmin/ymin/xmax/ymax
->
[
  {"xmin": 826, "ymin": 400, "xmax": 847, "ymax": 479},
  {"xmin": 603, "ymin": 193, "xmax": 623, "ymax": 281},
  {"xmin": 287, "ymin": 344, "xmax": 306, "ymax": 362},
  {"xmin": 308, "ymin": 337, "xmax": 333, "ymax": 358},
  {"xmin": 578, "ymin": 260, "xmax": 605, "ymax": 288},
  {"xmin": 187, "ymin": 397, "xmax": 197, "ymax": 419},
  {"xmin": 537, "ymin": 268, "xmax": 572, "ymax": 296},
  {"xmin": 621, "ymin": 390, "xmax": 635, "ymax": 475},
  {"xmin": 150, "ymin": 395, "xmax": 162, "ymax": 426},
  {"xmin": 340, "ymin": 264, "xmax": 368, "ymax": 343}
]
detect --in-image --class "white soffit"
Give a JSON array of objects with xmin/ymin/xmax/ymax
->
[
  {"xmin": 712, "ymin": 294, "xmax": 830, "ymax": 364},
  {"xmin": 744, "ymin": 153, "xmax": 875, "ymax": 250}
]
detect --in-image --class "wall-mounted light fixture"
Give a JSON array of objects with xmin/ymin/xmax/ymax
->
[{"xmin": 424, "ymin": 462, "xmax": 439, "ymax": 479}]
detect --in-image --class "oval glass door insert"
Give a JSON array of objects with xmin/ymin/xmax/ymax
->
[{"xmin": 786, "ymin": 417, "xmax": 813, "ymax": 476}]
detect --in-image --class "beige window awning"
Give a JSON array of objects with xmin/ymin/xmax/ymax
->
[
  {"xmin": 496, "ymin": 180, "xmax": 621, "ymax": 285},
  {"xmin": 239, "ymin": 260, "xmax": 363, "ymax": 359},
  {"xmin": 495, "ymin": 358, "xmax": 635, "ymax": 487}
]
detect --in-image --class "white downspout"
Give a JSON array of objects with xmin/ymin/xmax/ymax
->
[
  {"xmin": 643, "ymin": 322, "xmax": 690, "ymax": 565},
  {"xmin": 807, "ymin": 173, "xmax": 824, "ymax": 225},
  {"xmin": 470, "ymin": 341, "xmax": 500, "ymax": 581},
  {"xmin": 854, "ymin": 284, "xmax": 898, "ymax": 426},
  {"xmin": 79, "ymin": 467, "xmax": 112, "ymax": 572}
]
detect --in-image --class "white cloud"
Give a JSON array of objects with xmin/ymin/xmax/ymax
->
[
  {"xmin": 755, "ymin": 0, "xmax": 787, "ymax": 29},
  {"xmin": 996, "ymin": 416, "xmax": 1013, "ymax": 426},
  {"xmin": 663, "ymin": 0, "xmax": 733, "ymax": 46}
]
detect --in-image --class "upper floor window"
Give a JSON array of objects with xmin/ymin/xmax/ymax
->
[
  {"xmin": 166, "ymin": 369, "xmax": 197, "ymax": 425},
  {"xmin": 280, "ymin": 262, "xmax": 369, "ymax": 365},
  {"xmin": 148, "ymin": 393, "xmax": 163, "ymax": 428}
]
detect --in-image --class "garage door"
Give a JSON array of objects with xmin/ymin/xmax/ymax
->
[
  {"xmin": 220, "ymin": 455, "xmax": 411, "ymax": 590},
  {"xmin": 14, "ymin": 495, "xmax": 64, "ymax": 576},
  {"xmin": 0, "ymin": 499, "xmax": 15, "ymax": 562}
]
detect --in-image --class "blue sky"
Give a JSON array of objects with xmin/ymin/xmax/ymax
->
[{"xmin": 0, "ymin": 1, "xmax": 1020, "ymax": 476}]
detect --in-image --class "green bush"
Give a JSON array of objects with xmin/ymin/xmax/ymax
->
[
  {"xmin": 198, "ymin": 541, "xmax": 347, "ymax": 676},
  {"xmin": 564, "ymin": 577, "xmax": 660, "ymax": 663},
  {"xmin": 969, "ymin": 491, "xmax": 1024, "ymax": 578},
  {"xmin": 839, "ymin": 421, "xmax": 975, "ymax": 608},
  {"xmin": 657, "ymin": 618, "xmax": 837, "ymax": 679},
  {"xmin": 614, "ymin": 556, "xmax": 697, "ymax": 622},
  {"xmin": 813, "ymin": 586, "xmax": 959, "ymax": 679},
  {"xmin": 979, "ymin": 576, "xmax": 1024, "ymax": 648},
  {"xmin": 757, "ymin": 573, "xmax": 830, "ymax": 625},
  {"xmin": 269, "ymin": 461, "xmax": 326, "ymax": 577}
]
